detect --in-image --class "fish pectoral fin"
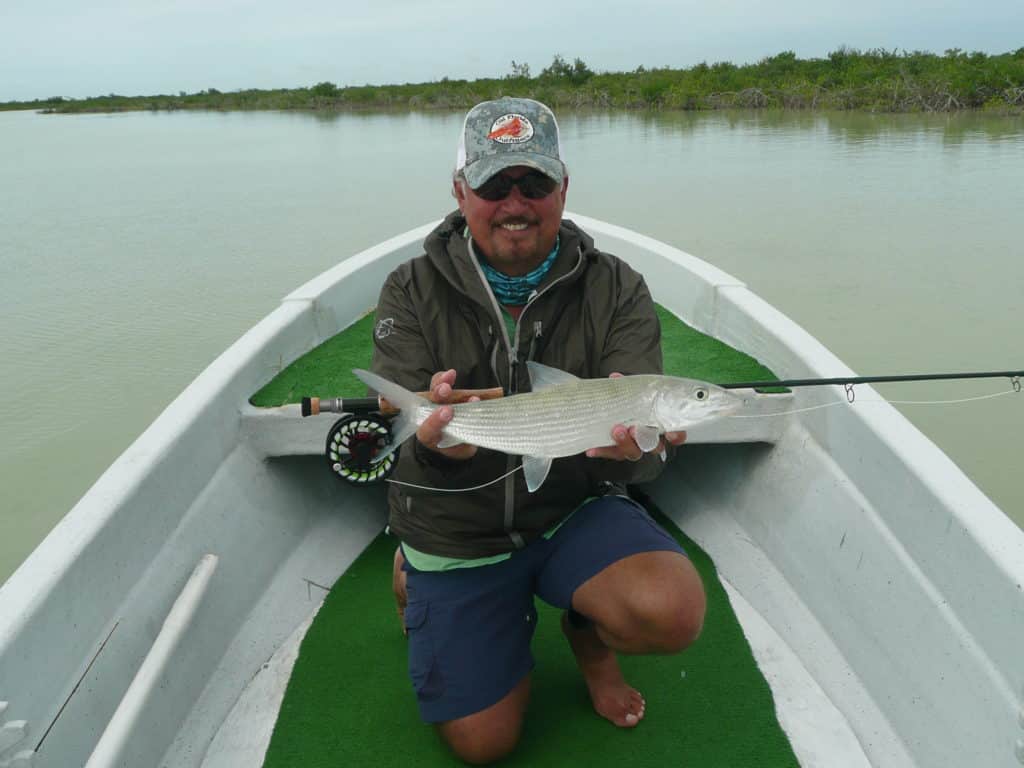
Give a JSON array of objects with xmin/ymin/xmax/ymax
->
[
  {"xmin": 526, "ymin": 361, "xmax": 580, "ymax": 390},
  {"xmin": 522, "ymin": 455, "xmax": 553, "ymax": 493},
  {"xmin": 436, "ymin": 432, "xmax": 462, "ymax": 449},
  {"xmin": 631, "ymin": 425, "xmax": 662, "ymax": 453}
]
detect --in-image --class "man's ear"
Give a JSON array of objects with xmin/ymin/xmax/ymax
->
[{"xmin": 453, "ymin": 178, "xmax": 467, "ymax": 205}]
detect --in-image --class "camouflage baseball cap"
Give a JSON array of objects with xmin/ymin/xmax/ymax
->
[{"xmin": 455, "ymin": 97, "xmax": 565, "ymax": 189}]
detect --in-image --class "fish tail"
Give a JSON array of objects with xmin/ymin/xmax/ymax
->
[{"xmin": 352, "ymin": 369, "xmax": 430, "ymax": 463}]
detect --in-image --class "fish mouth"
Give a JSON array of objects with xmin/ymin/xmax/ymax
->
[
  {"xmin": 718, "ymin": 393, "xmax": 747, "ymax": 416},
  {"xmin": 690, "ymin": 393, "xmax": 746, "ymax": 423}
]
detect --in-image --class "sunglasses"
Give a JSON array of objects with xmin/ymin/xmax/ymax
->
[{"xmin": 472, "ymin": 170, "xmax": 559, "ymax": 201}]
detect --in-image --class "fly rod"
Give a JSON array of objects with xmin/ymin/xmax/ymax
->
[
  {"xmin": 302, "ymin": 386, "xmax": 504, "ymax": 417},
  {"xmin": 303, "ymin": 370, "xmax": 1023, "ymax": 416},
  {"xmin": 721, "ymin": 370, "xmax": 1024, "ymax": 390}
]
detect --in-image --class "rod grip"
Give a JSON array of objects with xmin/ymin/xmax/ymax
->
[
  {"xmin": 300, "ymin": 388, "xmax": 505, "ymax": 417},
  {"xmin": 378, "ymin": 387, "xmax": 505, "ymax": 415}
]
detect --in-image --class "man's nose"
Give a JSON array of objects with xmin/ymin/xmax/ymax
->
[{"xmin": 499, "ymin": 185, "xmax": 531, "ymax": 210}]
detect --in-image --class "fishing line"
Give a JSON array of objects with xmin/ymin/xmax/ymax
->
[
  {"xmin": 385, "ymin": 464, "xmax": 523, "ymax": 493},
  {"xmin": 374, "ymin": 383, "xmax": 1018, "ymax": 492},
  {"xmin": 882, "ymin": 390, "xmax": 1017, "ymax": 406},
  {"xmin": 727, "ymin": 387, "xmax": 1018, "ymax": 419},
  {"xmin": 726, "ymin": 400, "xmax": 847, "ymax": 419}
]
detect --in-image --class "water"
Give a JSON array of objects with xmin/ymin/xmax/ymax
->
[{"xmin": 1, "ymin": 108, "xmax": 1021, "ymax": 583}]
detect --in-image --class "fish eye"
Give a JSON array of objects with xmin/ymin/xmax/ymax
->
[{"xmin": 695, "ymin": 389, "xmax": 707, "ymax": 401}]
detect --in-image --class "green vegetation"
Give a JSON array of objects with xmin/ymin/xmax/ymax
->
[{"xmin": 6, "ymin": 48, "xmax": 1024, "ymax": 115}]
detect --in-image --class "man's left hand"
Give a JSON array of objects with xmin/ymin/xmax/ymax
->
[
  {"xmin": 584, "ymin": 373, "xmax": 687, "ymax": 461},
  {"xmin": 585, "ymin": 425, "xmax": 687, "ymax": 462}
]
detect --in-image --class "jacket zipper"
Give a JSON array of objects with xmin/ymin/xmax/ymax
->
[
  {"xmin": 468, "ymin": 240, "xmax": 515, "ymax": 385},
  {"xmin": 468, "ymin": 238, "xmax": 585, "ymax": 547},
  {"xmin": 512, "ymin": 244, "xmax": 584, "ymax": 382},
  {"xmin": 527, "ymin": 321, "xmax": 543, "ymax": 362}
]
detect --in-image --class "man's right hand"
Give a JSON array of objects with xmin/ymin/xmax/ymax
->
[{"xmin": 416, "ymin": 369, "xmax": 479, "ymax": 460}]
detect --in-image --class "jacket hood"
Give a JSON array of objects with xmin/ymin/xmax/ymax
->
[{"xmin": 422, "ymin": 210, "xmax": 597, "ymax": 309}]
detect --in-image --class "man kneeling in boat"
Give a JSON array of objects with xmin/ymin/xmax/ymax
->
[{"xmin": 371, "ymin": 97, "xmax": 705, "ymax": 764}]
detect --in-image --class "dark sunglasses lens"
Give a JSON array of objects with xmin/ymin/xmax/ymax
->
[
  {"xmin": 518, "ymin": 173, "xmax": 558, "ymax": 199},
  {"xmin": 473, "ymin": 171, "xmax": 558, "ymax": 201},
  {"xmin": 474, "ymin": 174, "xmax": 514, "ymax": 201}
]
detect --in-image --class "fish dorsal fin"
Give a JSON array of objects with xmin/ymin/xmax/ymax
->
[
  {"xmin": 526, "ymin": 361, "xmax": 579, "ymax": 390},
  {"xmin": 522, "ymin": 455, "xmax": 553, "ymax": 492}
]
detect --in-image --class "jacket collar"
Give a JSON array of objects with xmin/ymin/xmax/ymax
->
[{"xmin": 424, "ymin": 210, "xmax": 594, "ymax": 309}]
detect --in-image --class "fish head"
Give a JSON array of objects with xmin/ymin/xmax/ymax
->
[{"xmin": 653, "ymin": 377, "xmax": 744, "ymax": 430}]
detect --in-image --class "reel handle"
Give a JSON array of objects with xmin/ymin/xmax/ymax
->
[{"xmin": 302, "ymin": 387, "xmax": 504, "ymax": 417}]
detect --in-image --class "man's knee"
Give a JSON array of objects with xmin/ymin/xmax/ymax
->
[
  {"xmin": 439, "ymin": 723, "xmax": 522, "ymax": 765},
  {"xmin": 640, "ymin": 580, "xmax": 706, "ymax": 652},
  {"xmin": 658, "ymin": 557, "xmax": 705, "ymax": 651},
  {"xmin": 594, "ymin": 554, "xmax": 706, "ymax": 653},
  {"xmin": 437, "ymin": 675, "xmax": 530, "ymax": 764}
]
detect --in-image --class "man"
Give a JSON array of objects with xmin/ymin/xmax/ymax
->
[{"xmin": 370, "ymin": 97, "xmax": 705, "ymax": 764}]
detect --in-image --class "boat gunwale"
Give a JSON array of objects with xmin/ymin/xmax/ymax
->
[
  {"xmin": 570, "ymin": 212, "xmax": 1024, "ymax": 575},
  {"xmin": 2, "ymin": 214, "xmax": 1022, "ymax": 768}
]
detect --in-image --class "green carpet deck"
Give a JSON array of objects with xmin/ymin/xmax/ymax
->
[
  {"xmin": 249, "ymin": 305, "xmax": 781, "ymax": 407},
  {"xmin": 257, "ymin": 306, "xmax": 796, "ymax": 766}
]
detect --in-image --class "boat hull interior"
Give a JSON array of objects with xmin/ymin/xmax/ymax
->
[{"xmin": 2, "ymin": 216, "xmax": 1022, "ymax": 768}]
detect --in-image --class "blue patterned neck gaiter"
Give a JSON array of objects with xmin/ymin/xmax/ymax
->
[{"xmin": 475, "ymin": 235, "xmax": 560, "ymax": 306}]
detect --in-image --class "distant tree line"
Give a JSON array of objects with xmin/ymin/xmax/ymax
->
[{"xmin": 4, "ymin": 48, "xmax": 1023, "ymax": 114}]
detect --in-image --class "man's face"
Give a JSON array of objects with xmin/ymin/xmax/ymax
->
[{"xmin": 455, "ymin": 165, "xmax": 568, "ymax": 276}]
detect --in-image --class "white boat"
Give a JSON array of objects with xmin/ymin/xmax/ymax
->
[{"xmin": 1, "ymin": 215, "xmax": 1022, "ymax": 768}]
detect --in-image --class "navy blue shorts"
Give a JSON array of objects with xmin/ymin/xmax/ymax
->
[{"xmin": 401, "ymin": 495, "xmax": 686, "ymax": 723}]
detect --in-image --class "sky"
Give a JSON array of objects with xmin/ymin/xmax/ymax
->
[{"xmin": 2, "ymin": 0, "xmax": 1022, "ymax": 102}]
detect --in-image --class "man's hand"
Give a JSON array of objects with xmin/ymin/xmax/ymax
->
[
  {"xmin": 584, "ymin": 372, "xmax": 687, "ymax": 461},
  {"xmin": 416, "ymin": 369, "xmax": 479, "ymax": 461},
  {"xmin": 585, "ymin": 425, "xmax": 687, "ymax": 462}
]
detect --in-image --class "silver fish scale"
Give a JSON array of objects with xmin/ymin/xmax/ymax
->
[{"xmin": 432, "ymin": 376, "xmax": 664, "ymax": 457}]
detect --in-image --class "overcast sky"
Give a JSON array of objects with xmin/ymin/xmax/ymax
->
[{"xmin": 2, "ymin": 0, "xmax": 1022, "ymax": 101}]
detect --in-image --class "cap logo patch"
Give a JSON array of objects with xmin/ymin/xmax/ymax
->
[{"xmin": 487, "ymin": 114, "xmax": 534, "ymax": 144}]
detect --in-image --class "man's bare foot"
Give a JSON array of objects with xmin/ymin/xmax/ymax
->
[
  {"xmin": 561, "ymin": 611, "xmax": 646, "ymax": 727},
  {"xmin": 393, "ymin": 546, "xmax": 407, "ymax": 636}
]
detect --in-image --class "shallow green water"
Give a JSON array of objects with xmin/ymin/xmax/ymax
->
[{"xmin": 1, "ymin": 108, "xmax": 1021, "ymax": 583}]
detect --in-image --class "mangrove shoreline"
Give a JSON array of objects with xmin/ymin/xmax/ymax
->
[{"xmin": 4, "ymin": 49, "xmax": 1024, "ymax": 115}]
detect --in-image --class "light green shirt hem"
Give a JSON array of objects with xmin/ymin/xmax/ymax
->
[
  {"xmin": 402, "ymin": 498, "xmax": 594, "ymax": 572},
  {"xmin": 401, "ymin": 546, "xmax": 511, "ymax": 572}
]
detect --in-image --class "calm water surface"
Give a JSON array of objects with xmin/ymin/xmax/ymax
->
[{"xmin": 1, "ymin": 108, "xmax": 1022, "ymax": 582}]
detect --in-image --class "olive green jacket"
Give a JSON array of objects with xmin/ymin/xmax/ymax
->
[{"xmin": 370, "ymin": 211, "xmax": 668, "ymax": 559}]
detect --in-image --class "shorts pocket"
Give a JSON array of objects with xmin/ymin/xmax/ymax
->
[
  {"xmin": 405, "ymin": 601, "xmax": 445, "ymax": 702},
  {"xmin": 404, "ymin": 600, "xmax": 428, "ymax": 631}
]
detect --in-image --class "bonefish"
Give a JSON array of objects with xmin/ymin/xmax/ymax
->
[{"xmin": 353, "ymin": 362, "xmax": 745, "ymax": 492}]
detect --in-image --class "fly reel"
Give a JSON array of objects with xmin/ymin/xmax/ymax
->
[{"xmin": 325, "ymin": 413, "xmax": 397, "ymax": 485}]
